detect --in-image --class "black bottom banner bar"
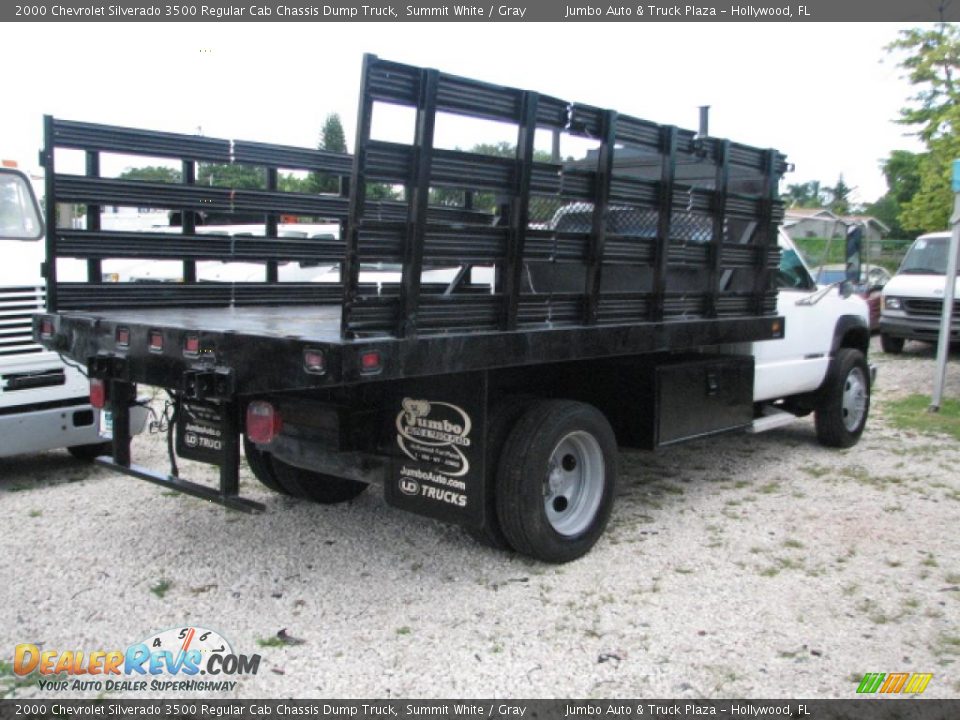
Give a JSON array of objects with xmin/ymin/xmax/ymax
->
[{"xmin": 0, "ymin": 700, "xmax": 957, "ymax": 720}]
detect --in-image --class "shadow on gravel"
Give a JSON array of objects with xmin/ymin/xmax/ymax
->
[{"xmin": 0, "ymin": 450, "xmax": 106, "ymax": 492}]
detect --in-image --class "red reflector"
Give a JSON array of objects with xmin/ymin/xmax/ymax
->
[
  {"xmin": 89, "ymin": 379, "xmax": 106, "ymax": 409},
  {"xmin": 360, "ymin": 350, "xmax": 382, "ymax": 374},
  {"xmin": 246, "ymin": 401, "xmax": 282, "ymax": 444},
  {"xmin": 303, "ymin": 348, "xmax": 325, "ymax": 374},
  {"xmin": 184, "ymin": 334, "xmax": 200, "ymax": 355},
  {"xmin": 116, "ymin": 327, "xmax": 130, "ymax": 347},
  {"xmin": 40, "ymin": 318, "xmax": 54, "ymax": 339},
  {"xmin": 149, "ymin": 331, "xmax": 164, "ymax": 352}
]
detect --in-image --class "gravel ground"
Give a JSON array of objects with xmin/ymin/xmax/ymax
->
[{"xmin": 2, "ymin": 335, "xmax": 959, "ymax": 700}]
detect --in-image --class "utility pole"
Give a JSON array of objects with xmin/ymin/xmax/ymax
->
[{"xmin": 929, "ymin": 159, "xmax": 960, "ymax": 412}]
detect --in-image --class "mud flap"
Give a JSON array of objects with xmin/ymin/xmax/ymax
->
[
  {"xmin": 384, "ymin": 372, "xmax": 487, "ymax": 530},
  {"xmin": 176, "ymin": 400, "xmax": 227, "ymax": 465}
]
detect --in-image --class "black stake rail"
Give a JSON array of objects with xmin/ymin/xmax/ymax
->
[
  {"xmin": 42, "ymin": 53, "xmax": 787, "ymax": 344},
  {"xmin": 342, "ymin": 53, "xmax": 785, "ymax": 338}
]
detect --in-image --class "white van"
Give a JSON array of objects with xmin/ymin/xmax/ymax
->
[{"xmin": 879, "ymin": 231, "xmax": 960, "ymax": 353}]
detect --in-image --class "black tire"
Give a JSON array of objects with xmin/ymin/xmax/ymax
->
[
  {"xmin": 466, "ymin": 395, "xmax": 532, "ymax": 551},
  {"xmin": 880, "ymin": 334, "xmax": 904, "ymax": 355},
  {"xmin": 67, "ymin": 442, "xmax": 111, "ymax": 462},
  {"xmin": 243, "ymin": 436, "xmax": 290, "ymax": 495},
  {"xmin": 243, "ymin": 438, "xmax": 367, "ymax": 503},
  {"xmin": 815, "ymin": 348, "xmax": 871, "ymax": 448},
  {"xmin": 495, "ymin": 400, "xmax": 617, "ymax": 564}
]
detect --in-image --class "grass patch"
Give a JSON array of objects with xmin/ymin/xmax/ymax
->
[
  {"xmin": 793, "ymin": 236, "xmax": 847, "ymax": 266},
  {"xmin": 0, "ymin": 660, "xmax": 34, "ymax": 698},
  {"xmin": 934, "ymin": 635, "xmax": 960, "ymax": 657},
  {"xmin": 28, "ymin": 509, "xmax": 41, "ymax": 518},
  {"xmin": 783, "ymin": 538, "xmax": 804, "ymax": 549},
  {"xmin": 885, "ymin": 394, "xmax": 960, "ymax": 441},
  {"xmin": 396, "ymin": 626, "xmax": 412, "ymax": 636},
  {"xmin": 149, "ymin": 579, "xmax": 172, "ymax": 598},
  {"xmin": 758, "ymin": 482, "xmax": 781, "ymax": 495},
  {"xmin": 256, "ymin": 636, "xmax": 286, "ymax": 648}
]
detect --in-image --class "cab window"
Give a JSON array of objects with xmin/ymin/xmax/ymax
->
[
  {"xmin": 777, "ymin": 247, "xmax": 816, "ymax": 290},
  {"xmin": 0, "ymin": 169, "xmax": 44, "ymax": 241}
]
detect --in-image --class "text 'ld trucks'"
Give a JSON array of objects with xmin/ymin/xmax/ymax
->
[{"xmin": 35, "ymin": 55, "xmax": 872, "ymax": 562}]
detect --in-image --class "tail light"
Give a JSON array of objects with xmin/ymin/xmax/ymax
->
[
  {"xmin": 360, "ymin": 350, "xmax": 382, "ymax": 374},
  {"xmin": 116, "ymin": 327, "xmax": 130, "ymax": 348},
  {"xmin": 184, "ymin": 334, "xmax": 200, "ymax": 356},
  {"xmin": 89, "ymin": 378, "xmax": 106, "ymax": 409},
  {"xmin": 148, "ymin": 330, "xmax": 164, "ymax": 353},
  {"xmin": 246, "ymin": 401, "xmax": 282, "ymax": 444},
  {"xmin": 40, "ymin": 318, "xmax": 55, "ymax": 340},
  {"xmin": 303, "ymin": 348, "xmax": 325, "ymax": 374}
]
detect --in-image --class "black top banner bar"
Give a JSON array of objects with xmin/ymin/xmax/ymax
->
[{"xmin": 3, "ymin": 0, "xmax": 959, "ymax": 21}]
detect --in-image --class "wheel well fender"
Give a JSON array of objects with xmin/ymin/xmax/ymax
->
[{"xmin": 831, "ymin": 315, "xmax": 869, "ymax": 357}]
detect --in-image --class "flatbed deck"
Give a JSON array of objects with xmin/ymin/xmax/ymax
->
[
  {"xmin": 50, "ymin": 305, "xmax": 783, "ymax": 396},
  {"xmin": 63, "ymin": 304, "xmax": 346, "ymax": 344}
]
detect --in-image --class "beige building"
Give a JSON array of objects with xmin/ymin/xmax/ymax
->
[{"xmin": 783, "ymin": 208, "xmax": 890, "ymax": 245}]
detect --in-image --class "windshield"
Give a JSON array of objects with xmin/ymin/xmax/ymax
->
[
  {"xmin": 0, "ymin": 169, "xmax": 43, "ymax": 241},
  {"xmin": 899, "ymin": 236, "xmax": 950, "ymax": 275}
]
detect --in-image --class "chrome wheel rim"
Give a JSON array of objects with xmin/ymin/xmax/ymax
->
[
  {"xmin": 544, "ymin": 431, "xmax": 604, "ymax": 537},
  {"xmin": 842, "ymin": 367, "xmax": 867, "ymax": 432}
]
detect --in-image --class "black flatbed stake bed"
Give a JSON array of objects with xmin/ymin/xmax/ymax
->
[{"xmin": 35, "ymin": 54, "xmax": 789, "ymax": 562}]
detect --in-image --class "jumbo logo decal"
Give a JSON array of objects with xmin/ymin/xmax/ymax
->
[{"xmin": 396, "ymin": 398, "xmax": 472, "ymax": 477}]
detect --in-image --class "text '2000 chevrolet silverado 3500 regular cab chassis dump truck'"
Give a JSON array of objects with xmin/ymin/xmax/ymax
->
[{"xmin": 34, "ymin": 55, "xmax": 873, "ymax": 563}]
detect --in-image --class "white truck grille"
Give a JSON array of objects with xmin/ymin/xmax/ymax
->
[{"xmin": 0, "ymin": 286, "xmax": 45, "ymax": 357}]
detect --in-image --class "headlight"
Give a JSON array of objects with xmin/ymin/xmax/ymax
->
[
  {"xmin": 884, "ymin": 296, "xmax": 902, "ymax": 310},
  {"xmin": 101, "ymin": 272, "xmax": 120, "ymax": 282}
]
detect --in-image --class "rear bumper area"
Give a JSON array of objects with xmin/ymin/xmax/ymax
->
[
  {"xmin": 0, "ymin": 401, "xmax": 146, "ymax": 457},
  {"xmin": 880, "ymin": 316, "xmax": 960, "ymax": 342}
]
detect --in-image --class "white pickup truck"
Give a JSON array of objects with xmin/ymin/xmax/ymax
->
[{"xmin": 743, "ymin": 229, "xmax": 873, "ymax": 447}]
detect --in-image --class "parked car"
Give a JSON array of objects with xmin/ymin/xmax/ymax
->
[{"xmin": 812, "ymin": 263, "xmax": 892, "ymax": 331}]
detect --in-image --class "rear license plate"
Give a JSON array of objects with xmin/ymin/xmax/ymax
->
[
  {"xmin": 98, "ymin": 410, "xmax": 113, "ymax": 439},
  {"xmin": 176, "ymin": 400, "xmax": 225, "ymax": 465}
]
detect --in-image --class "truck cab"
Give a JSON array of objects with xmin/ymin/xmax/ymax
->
[{"xmin": 0, "ymin": 165, "xmax": 144, "ymax": 459}]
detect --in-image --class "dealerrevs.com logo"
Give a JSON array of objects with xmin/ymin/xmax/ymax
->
[{"xmin": 14, "ymin": 626, "xmax": 260, "ymax": 693}]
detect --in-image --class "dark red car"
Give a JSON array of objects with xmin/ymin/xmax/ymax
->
[{"xmin": 812, "ymin": 264, "xmax": 892, "ymax": 331}]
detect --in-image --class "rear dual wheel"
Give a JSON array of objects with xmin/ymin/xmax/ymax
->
[
  {"xmin": 493, "ymin": 399, "xmax": 617, "ymax": 564},
  {"xmin": 243, "ymin": 437, "xmax": 367, "ymax": 504}
]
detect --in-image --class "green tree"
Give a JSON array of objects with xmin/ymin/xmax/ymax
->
[
  {"xmin": 782, "ymin": 180, "xmax": 827, "ymax": 208},
  {"xmin": 197, "ymin": 163, "xmax": 265, "ymax": 189},
  {"xmin": 117, "ymin": 166, "xmax": 182, "ymax": 183},
  {"xmin": 864, "ymin": 150, "xmax": 923, "ymax": 237},
  {"xmin": 308, "ymin": 113, "xmax": 348, "ymax": 194},
  {"xmin": 825, "ymin": 175, "xmax": 855, "ymax": 215},
  {"xmin": 887, "ymin": 22, "xmax": 960, "ymax": 231}
]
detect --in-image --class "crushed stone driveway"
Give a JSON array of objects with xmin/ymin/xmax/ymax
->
[{"xmin": 2, "ymin": 336, "xmax": 958, "ymax": 699}]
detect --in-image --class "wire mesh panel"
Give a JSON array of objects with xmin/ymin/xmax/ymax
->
[{"xmin": 342, "ymin": 54, "xmax": 786, "ymax": 339}]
